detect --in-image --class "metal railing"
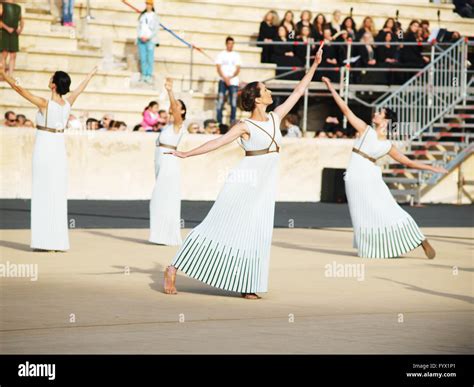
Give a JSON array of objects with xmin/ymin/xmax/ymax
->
[{"xmin": 374, "ymin": 38, "xmax": 468, "ymax": 142}]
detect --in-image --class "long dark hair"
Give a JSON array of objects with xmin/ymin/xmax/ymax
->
[
  {"xmin": 52, "ymin": 71, "xmax": 71, "ymax": 96},
  {"xmin": 139, "ymin": 6, "xmax": 155, "ymax": 18},
  {"xmin": 177, "ymin": 99, "xmax": 187, "ymax": 119},
  {"xmin": 240, "ymin": 82, "xmax": 261, "ymax": 112}
]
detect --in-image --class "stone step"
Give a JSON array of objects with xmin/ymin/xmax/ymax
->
[{"xmin": 383, "ymin": 177, "xmax": 419, "ymax": 184}]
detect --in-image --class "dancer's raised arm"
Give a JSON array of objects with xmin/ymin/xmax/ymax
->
[
  {"xmin": 321, "ymin": 76, "xmax": 367, "ymax": 134},
  {"xmin": 67, "ymin": 66, "xmax": 98, "ymax": 106},
  {"xmin": 0, "ymin": 63, "xmax": 47, "ymax": 110},
  {"xmin": 274, "ymin": 41, "xmax": 324, "ymax": 119},
  {"xmin": 388, "ymin": 147, "xmax": 448, "ymax": 174},
  {"xmin": 164, "ymin": 78, "xmax": 184, "ymax": 132},
  {"xmin": 166, "ymin": 121, "xmax": 248, "ymax": 158}
]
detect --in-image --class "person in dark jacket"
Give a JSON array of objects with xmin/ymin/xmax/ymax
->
[
  {"xmin": 340, "ymin": 16, "xmax": 356, "ymax": 40},
  {"xmin": 312, "ymin": 13, "xmax": 327, "ymax": 42},
  {"xmin": 296, "ymin": 10, "xmax": 316, "ymax": 39},
  {"xmin": 295, "ymin": 25, "xmax": 316, "ymax": 67},
  {"xmin": 376, "ymin": 31, "xmax": 399, "ymax": 85},
  {"xmin": 280, "ymin": 10, "xmax": 296, "ymax": 38},
  {"xmin": 271, "ymin": 25, "xmax": 303, "ymax": 80},
  {"xmin": 258, "ymin": 10, "xmax": 279, "ymax": 63}
]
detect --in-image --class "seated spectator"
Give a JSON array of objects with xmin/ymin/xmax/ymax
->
[
  {"xmin": 16, "ymin": 114, "xmax": 26, "ymax": 126},
  {"xmin": 187, "ymin": 122, "xmax": 202, "ymax": 133},
  {"xmin": 141, "ymin": 101, "xmax": 161, "ymax": 131},
  {"xmin": 312, "ymin": 13, "xmax": 327, "ymax": 42},
  {"xmin": 294, "ymin": 25, "xmax": 316, "ymax": 66},
  {"xmin": 316, "ymin": 130, "xmax": 329, "ymax": 138},
  {"xmin": 24, "ymin": 119, "xmax": 34, "ymax": 128},
  {"xmin": 86, "ymin": 118, "xmax": 100, "ymax": 130},
  {"xmin": 296, "ymin": 10, "xmax": 316, "ymax": 38},
  {"xmin": 280, "ymin": 10, "xmax": 295, "ymax": 38},
  {"xmin": 271, "ymin": 25, "xmax": 303, "ymax": 80},
  {"xmin": 157, "ymin": 109, "xmax": 168, "ymax": 129},
  {"xmin": 376, "ymin": 31, "xmax": 399, "ymax": 85},
  {"xmin": 67, "ymin": 114, "xmax": 83, "ymax": 130},
  {"xmin": 282, "ymin": 114, "xmax": 302, "ymax": 137},
  {"xmin": 4, "ymin": 111, "xmax": 16, "ymax": 127},
  {"xmin": 258, "ymin": 10, "xmax": 279, "ymax": 63},
  {"xmin": 100, "ymin": 113, "xmax": 114, "ymax": 130},
  {"xmin": 340, "ymin": 16, "xmax": 356, "ymax": 40},
  {"xmin": 109, "ymin": 120, "xmax": 127, "ymax": 131},
  {"xmin": 204, "ymin": 118, "xmax": 219, "ymax": 134},
  {"xmin": 356, "ymin": 16, "xmax": 376, "ymax": 41},
  {"xmin": 329, "ymin": 10, "xmax": 342, "ymax": 36}
]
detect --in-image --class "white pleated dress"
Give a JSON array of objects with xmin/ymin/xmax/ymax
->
[
  {"xmin": 344, "ymin": 126, "xmax": 425, "ymax": 258},
  {"xmin": 31, "ymin": 100, "xmax": 70, "ymax": 251},
  {"xmin": 149, "ymin": 123, "xmax": 186, "ymax": 245},
  {"xmin": 171, "ymin": 111, "xmax": 282, "ymax": 293}
]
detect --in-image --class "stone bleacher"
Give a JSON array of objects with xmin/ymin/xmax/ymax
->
[{"xmin": 1, "ymin": 0, "xmax": 473, "ymax": 128}]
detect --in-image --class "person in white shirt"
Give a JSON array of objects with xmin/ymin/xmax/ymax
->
[
  {"xmin": 283, "ymin": 114, "xmax": 302, "ymax": 137},
  {"xmin": 215, "ymin": 36, "xmax": 241, "ymax": 124},
  {"xmin": 137, "ymin": 0, "xmax": 160, "ymax": 83}
]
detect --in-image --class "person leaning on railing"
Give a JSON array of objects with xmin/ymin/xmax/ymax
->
[
  {"xmin": 258, "ymin": 10, "xmax": 279, "ymax": 64},
  {"xmin": 271, "ymin": 25, "xmax": 302, "ymax": 81}
]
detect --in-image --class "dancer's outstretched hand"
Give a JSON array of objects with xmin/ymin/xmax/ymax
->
[
  {"xmin": 315, "ymin": 41, "xmax": 324, "ymax": 65},
  {"xmin": 165, "ymin": 150, "xmax": 188, "ymax": 158},
  {"xmin": 321, "ymin": 76, "xmax": 333, "ymax": 89},
  {"xmin": 164, "ymin": 78, "xmax": 173, "ymax": 92},
  {"xmin": 431, "ymin": 165, "xmax": 449, "ymax": 174}
]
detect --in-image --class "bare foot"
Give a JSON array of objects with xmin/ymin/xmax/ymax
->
[
  {"xmin": 163, "ymin": 266, "xmax": 178, "ymax": 295},
  {"xmin": 241, "ymin": 293, "xmax": 261, "ymax": 300},
  {"xmin": 421, "ymin": 239, "xmax": 436, "ymax": 259}
]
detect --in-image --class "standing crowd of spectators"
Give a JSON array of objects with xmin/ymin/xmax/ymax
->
[{"xmin": 257, "ymin": 9, "xmax": 463, "ymax": 84}]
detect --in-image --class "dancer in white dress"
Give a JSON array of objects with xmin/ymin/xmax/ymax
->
[
  {"xmin": 1, "ymin": 64, "xmax": 97, "ymax": 251},
  {"xmin": 321, "ymin": 76, "xmax": 448, "ymax": 259},
  {"xmin": 149, "ymin": 78, "xmax": 187, "ymax": 245},
  {"xmin": 163, "ymin": 43, "xmax": 325, "ymax": 299}
]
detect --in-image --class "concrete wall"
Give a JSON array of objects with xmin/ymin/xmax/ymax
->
[
  {"xmin": 1, "ymin": 127, "xmax": 470, "ymax": 203},
  {"xmin": 1, "ymin": 127, "xmax": 353, "ymax": 201}
]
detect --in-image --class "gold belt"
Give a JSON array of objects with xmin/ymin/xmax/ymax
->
[
  {"xmin": 245, "ymin": 146, "xmax": 280, "ymax": 157},
  {"xmin": 157, "ymin": 143, "xmax": 177, "ymax": 150},
  {"xmin": 352, "ymin": 148, "xmax": 376, "ymax": 163},
  {"xmin": 36, "ymin": 125, "xmax": 64, "ymax": 133}
]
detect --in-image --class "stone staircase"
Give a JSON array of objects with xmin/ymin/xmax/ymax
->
[{"xmin": 1, "ymin": 0, "xmax": 473, "ymax": 127}]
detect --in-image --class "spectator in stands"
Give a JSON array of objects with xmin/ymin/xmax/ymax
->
[
  {"xmin": 400, "ymin": 20, "xmax": 430, "ymax": 78},
  {"xmin": 0, "ymin": 0, "xmax": 24, "ymax": 76},
  {"xmin": 329, "ymin": 10, "xmax": 342, "ymax": 36},
  {"xmin": 312, "ymin": 13, "xmax": 327, "ymax": 42},
  {"xmin": 317, "ymin": 28, "xmax": 339, "ymax": 82},
  {"xmin": 420, "ymin": 20, "xmax": 430, "ymax": 41},
  {"xmin": 86, "ymin": 118, "xmax": 99, "ymax": 130},
  {"xmin": 280, "ymin": 10, "xmax": 295, "ymax": 38},
  {"xmin": 316, "ymin": 130, "xmax": 328, "ymax": 138},
  {"xmin": 137, "ymin": 0, "xmax": 160, "ymax": 84},
  {"xmin": 215, "ymin": 36, "xmax": 241, "ymax": 125},
  {"xmin": 356, "ymin": 32, "xmax": 380, "ymax": 84},
  {"xmin": 3, "ymin": 110, "xmax": 16, "ymax": 127},
  {"xmin": 141, "ymin": 100, "xmax": 160, "ymax": 131},
  {"xmin": 204, "ymin": 119, "xmax": 219, "ymax": 134},
  {"xmin": 282, "ymin": 114, "xmax": 302, "ymax": 137},
  {"xmin": 157, "ymin": 109, "xmax": 168, "ymax": 130},
  {"xmin": 67, "ymin": 114, "xmax": 83, "ymax": 130},
  {"xmin": 258, "ymin": 10, "xmax": 279, "ymax": 63},
  {"xmin": 296, "ymin": 10, "xmax": 315, "ymax": 38},
  {"xmin": 16, "ymin": 113, "xmax": 26, "ymax": 126},
  {"xmin": 340, "ymin": 16, "xmax": 356, "ymax": 40},
  {"xmin": 271, "ymin": 25, "xmax": 302, "ymax": 80},
  {"xmin": 322, "ymin": 115, "xmax": 341, "ymax": 136},
  {"xmin": 294, "ymin": 25, "xmax": 315, "ymax": 67},
  {"xmin": 375, "ymin": 18, "xmax": 396, "ymax": 42},
  {"xmin": 24, "ymin": 119, "xmax": 34, "ymax": 128},
  {"xmin": 100, "ymin": 113, "xmax": 114, "ymax": 130},
  {"xmin": 187, "ymin": 122, "xmax": 202, "ymax": 134},
  {"xmin": 376, "ymin": 31, "xmax": 398, "ymax": 85},
  {"xmin": 356, "ymin": 16, "xmax": 376, "ymax": 40},
  {"xmin": 61, "ymin": 0, "xmax": 75, "ymax": 27}
]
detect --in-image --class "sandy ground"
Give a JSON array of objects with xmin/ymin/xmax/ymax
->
[{"xmin": 0, "ymin": 227, "xmax": 472, "ymax": 354}]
